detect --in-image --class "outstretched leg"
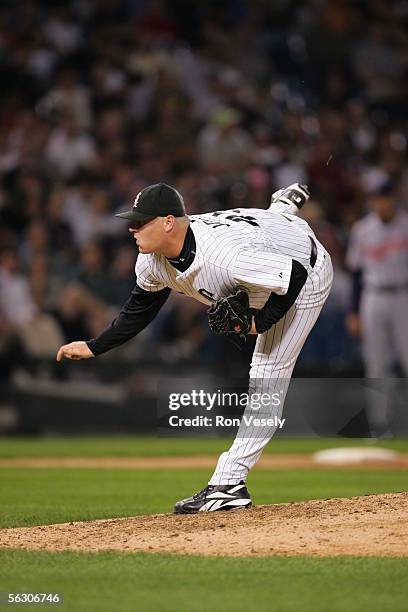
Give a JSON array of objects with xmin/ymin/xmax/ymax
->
[{"xmin": 209, "ymin": 253, "xmax": 333, "ymax": 485}]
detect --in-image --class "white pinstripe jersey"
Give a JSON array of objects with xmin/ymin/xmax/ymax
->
[{"xmin": 135, "ymin": 208, "xmax": 328, "ymax": 310}]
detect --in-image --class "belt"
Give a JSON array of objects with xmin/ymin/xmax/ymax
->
[
  {"xmin": 367, "ymin": 284, "xmax": 408, "ymax": 293},
  {"xmin": 309, "ymin": 236, "xmax": 317, "ymax": 268}
]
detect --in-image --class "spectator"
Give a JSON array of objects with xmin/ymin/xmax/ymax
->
[
  {"xmin": 45, "ymin": 112, "xmax": 96, "ymax": 179},
  {"xmin": 0, "ymin": 249, "xmax": 37, "ymax": 325},
  {"xmin": 76, "ymin": 241, "xmax": 116, "ymax": 305},
  {"xmin": 197, "ymin": 107, "xmax": 254, "ymax": 179},
  {"xmin": 38, "ymin": 68, "xmax": 93, "ymax": 129}
]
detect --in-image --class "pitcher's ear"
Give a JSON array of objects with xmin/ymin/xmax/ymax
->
[{"xmin": 163, "ymin": 215, "xmax": 176, "ymax": 232}]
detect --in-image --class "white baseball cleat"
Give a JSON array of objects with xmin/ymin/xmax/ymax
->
[
  {"xmin": 174, "ymin": 482, "xmax": 252, "ymax": 514},
  {"xmin": 270, "ymin": 183, "xmax": 310, "ymax": 210}
]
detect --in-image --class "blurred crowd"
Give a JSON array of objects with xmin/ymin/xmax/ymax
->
[{"xmin": 1, "ymin": 0, "xmax": 408, "ymax": 377}]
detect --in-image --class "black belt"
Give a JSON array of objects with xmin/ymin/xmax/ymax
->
[
  {"xmin": 309, "ymin": 236, "xmax": 317, "ymax": 268},
  {"xmin": 367, "ymin": 284, "xmax": 408, "ymax": 293}
]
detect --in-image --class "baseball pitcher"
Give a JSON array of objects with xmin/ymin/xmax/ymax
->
[{"xmin": 57, "ymin": 182, "xmax": 333, "ymax": 513}]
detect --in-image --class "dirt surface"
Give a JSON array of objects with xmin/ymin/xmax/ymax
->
[
  {"xmin": 1, "ymin": 453, "xmax": 408, "ymax": 470},
  {"xmin": 1, "ymin": 493, "xmax": 407, "ymax": 557}
]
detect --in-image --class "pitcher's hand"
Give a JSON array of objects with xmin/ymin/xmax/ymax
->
[{"xmin": 56, "ymin": 341, "xmax": 94, "ymax": 362}]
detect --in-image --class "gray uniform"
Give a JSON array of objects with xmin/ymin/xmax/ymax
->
[{"xmin": 347, "ymin": 210, "xmax": 408, "ymax": 432}]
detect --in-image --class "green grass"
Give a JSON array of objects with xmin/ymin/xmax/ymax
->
[
  {"xmin": 0, "ymin": 550, "xmax": 407, "ymax": 612},
  {"xmin": 1, "ymin": 467, "xmax": 407, "ymax": 528},
  {"xmin": 0, "ymin": 435, "xmax": 407, "ymax": 458},
  {"xmin": 1, "ymin": 438, "xmax": 407, "ymax": 611}
]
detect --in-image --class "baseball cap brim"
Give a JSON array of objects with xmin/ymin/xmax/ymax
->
[{"xmin": 115, "ymin": 209, "xmax": 156, "ymax": 221}]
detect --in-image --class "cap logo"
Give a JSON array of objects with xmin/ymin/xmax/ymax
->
[{"xmin": 133, "ymin": 191, "xmax": 142, "ymax": 209}]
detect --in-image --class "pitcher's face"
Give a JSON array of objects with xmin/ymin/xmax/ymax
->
[{"xmin": 129, "ymin": 216, "xmax": 176, "ymax": 253}]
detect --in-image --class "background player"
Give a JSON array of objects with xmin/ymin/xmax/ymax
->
[
  {"xmin": 56, "ymin": 182, "xmax": 333, "ymax": 513},
  {"xmin": 346, "ymin": 181, "xmax": 408, "ymax": 436}
]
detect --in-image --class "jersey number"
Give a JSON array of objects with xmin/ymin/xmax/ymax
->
[{"xmin": 200, "ymin": 210, "xmax": 259, "ymax": 228}]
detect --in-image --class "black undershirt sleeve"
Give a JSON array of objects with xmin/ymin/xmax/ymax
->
[
  {"xmin": 350, "ymin": 269, "xmax": 362, "ymax": 314},
  {"xmin": 86, "ymin": 283, "xmax": 171, "ymax": 356},
  {"xmin": 253, "ymin": 260, "xmax": 308, "ymax": 334}
]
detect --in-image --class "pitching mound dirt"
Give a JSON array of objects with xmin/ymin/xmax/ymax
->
[{"xmin": 1, "ymin": 492, "xmax": 407, "ymax": 557}]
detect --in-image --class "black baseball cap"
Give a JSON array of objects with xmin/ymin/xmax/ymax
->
[
  {"xmin": 115, "ymin": 183, "xmax": 186, "ymax": 223},
  {"xmin": 374, "ymin": 179, "xmax": 395, "ymax": 196}
]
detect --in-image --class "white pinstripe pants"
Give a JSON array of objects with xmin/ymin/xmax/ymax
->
[{"xmin": 209, "ymin": 248, "xmax": 333, "ymax": 485}]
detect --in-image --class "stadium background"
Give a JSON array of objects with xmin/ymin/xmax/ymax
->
[
  {"xmin": 1, "ymin": 0, "xmax": 407, "ymax": 434},
  {"xmin": 0, "ymin": 2, "xmax": 408, "ymax": 611}
]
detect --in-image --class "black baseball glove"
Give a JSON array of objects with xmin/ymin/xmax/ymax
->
[{"xmin": 207, "ymin": 287, "xmax": 253, "ymax": 346}]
